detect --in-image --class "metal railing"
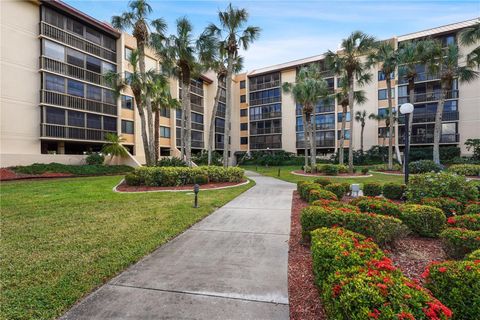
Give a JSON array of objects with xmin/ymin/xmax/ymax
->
[
  {"xmin": 399, "ymin": 133, "xmax": 459, "ymax": 144},
  {"xmin": 250, "ymin": 142, "xmax": 282, "ymax": 150},
  {"xmin": 296, "ymin": 139, "xmax": 335, "ymax": 148},
  {"xmin": 398, "ymin": 72, "xmax": 440, "ymax": 84},
  {"xmin": 41, "ymin": 123, "xmax": 116, "ymax": 141},
  {"xmin": 191, "ymin": 103, "xmax": 203, "ymax": 113},
  {"xmin": 398, "ymin": 111, "xmax": 459, "ymax": 124},
  {"xmin": 41, "ymin": 90, "xmax": 117, "ymax": 115},
  {"xmin": 40, "ymin": 22, "xmax": 116, "ymax": 62},
  {"xmin": 250, "ymin": 127, "xmax": 282, "ymax": 135},
  {"xmin": 249, "ymin": 80, "xmax": 281, "ymax": 92},
  {"xmin": 190, "ymin": 85, "xmax": 204, "ymax": 96},
  {"xmin": 398, "ymin": 90, "xmax": 458, "ymax": 104},
  {"xmin": 249, "ymin": 96, "xmax": 281, "ymax": 106},
  {"xmin": 249, "ymin": 111, "xmax": 282, "ymax": 121}
]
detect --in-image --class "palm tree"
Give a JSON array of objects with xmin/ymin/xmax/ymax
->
[
  {"xmin": 423, "ymin": 41, "xmax": 479, "ymax": 164},
  {"xmin": 354, "ymin": 110, "xmax": 368, "ymax": 152},
  {"xmin": 459, "ymin": 20, "xmax": 480, "ymax": 68},
  {"xmin": 326, "ymin": 31, "xmax": 376, "ymax": 173},
  {"xmin": 368, "ymin": 41, "xmax": 398, "ymax": 170},
  {"xmin": 205, "ymin": 4, "xmax": 260, "ymax": 167},
  {"xmin": 369, "ymin": 109, "xmax": 397, "ymax": 147},
  {"xmin": 111, "ymin": 0, "xmax": 167, "ymax": 165},
  {"xmin": 283, "ymin": 64, "xmax": 329, "ymax": 172},
  {"xmin": 102, "ymin": 133, "xmax": 129, "ymax": 163}
]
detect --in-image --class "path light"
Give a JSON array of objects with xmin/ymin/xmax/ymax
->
[
  {"xmin": 400, "ymin": 103, "xmax": 414, "ymax": 185},
  {"xmin": 193, "ymin": 184, "xmax": 200, "ymax": 208}
]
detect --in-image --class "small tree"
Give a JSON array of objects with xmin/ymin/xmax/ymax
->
[
  {"xmin": 354, "ymin": 110, "xmax": 368, "ymax": 152},
  {"xmin": 102, "ymin": 133, "xmax": 129, "ymax": 163},
  {"xmin": 460, "ymin": 20, "xmax": 480, "ymax": 68},
  {"xmin": 465, "ymin": 138, "xmax": 480, "ymax": 160},
  {"xmin": 369, "ymin": 110, "xmax": 396, "ymax": 148}
]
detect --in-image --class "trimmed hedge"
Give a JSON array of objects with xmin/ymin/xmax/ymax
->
[
  {"xmin": 424, "ymin": 260, "xmax": 480, "ymax": 320},
  {"xmin": 447, "ymin": 214, "xmax": 480, "ymax": 231},
  {"xmin": 408, "ymin": 159, "xmax": 442, "ymax": 174},
  {"xmin": 401, "ymin": 204, "xmax": 446, "ymax": 237},
  {"xmin": 447, "ymin": 164, "xmax": 480, "ymax": 176},
  {"xmin": 382, "ymin": 183, "xmax": 406, "ymax": 200},
  {"xmin": 297, "ymin": 182, "xmax": 320, "ymax": 200},
  {"xmin": 311, "ymin": 200, "xmax": 359, "ymax": 212},
  {"xmin": 464, "ymin": 202, "xmax": 480, "ymax": 214},
  {"xmin": 313, "ymin": 177, "xmax": 332, "ymax": 186},
  {"xmin": 324, "ymin": 183, "xmax": 347, "ymax": 200},
  {"xmin": 13, "ymin": 163, "xmax": 133, "ymax": 176},
  {"xmin": 301, "ymin": 206, "xmax": 407, "ymax": 245},
  {"xmin": 421, "ymin": 197, "xmax": 464, "ymax": 217},
  {"xmin": 125, "ymin": 166, "xmax": 244, "ymax": 187},
  {"xmin": 363, "ymin": 182, "xmax": 382, "ymax": 197},
  {"xmin": 440, "ymin": 228, "xmax": 480, "ymax": 258},
  {"xmin": 354, "ymin": 197, "xmax": 402, "ymax": 218},
  {"xmin": 308, "ymin": 189, "xmax": 338, "ymax": 203},
  {"xmin": 466, "ymin": 249, "xmax": 480, "ymax": 260}
]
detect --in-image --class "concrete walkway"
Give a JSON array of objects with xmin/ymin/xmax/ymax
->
[{"xmin": 62, "ymin": 171, "xmax": 295, "ymax": 320}]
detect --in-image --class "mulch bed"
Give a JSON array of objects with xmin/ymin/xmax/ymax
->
[
  {"xmin": 116, "ymin": 179, "xmax": 248, "ymax": 192},
  {"xmin": 0, "ymin": 168, "xmax": 73, "ymax": 181},
  {"xmin": 288, "ymin": 191, "xmax": 326, "ymax": 320},
  {"xmin": 291, "ymin": 170, "xmax": 370, "ymax": 177}
]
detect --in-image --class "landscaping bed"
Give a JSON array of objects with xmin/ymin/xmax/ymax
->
[
  {"xmin": 116, "ymin": 179, "xmax": 249, "ymax": 192},
  {"xmin": 291, "ymin": 170, "xmax": 371, "ymax": 177},
  {"xmin": 0, "ymin": 168, "xmax": 73, "ymax": 181}
]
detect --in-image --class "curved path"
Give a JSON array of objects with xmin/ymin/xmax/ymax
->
[{"xmin": 62, "ymin": 171, "xmax": 295, "ymax": 320}]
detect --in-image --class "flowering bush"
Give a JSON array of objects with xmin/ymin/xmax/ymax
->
[
  {"xmin": 401, "ymin": 205, "xmax": 446, "ymax": 237},
  {"xmin": 313, "ymin": 177, "xmax": 332, "ymax": 186},
  {"xmin": 406, "ymin": 172, "xmax": 479, "ymax": 204},
  {"xmin": 466, "ymin": 249, "xmax": 480, "ymax": 260},
  {"xmin": 354, "ymin": 197, "xmax": 402, "ymax": 218},
  {"xmin": 324, "ymin": 183, "xmax": 347, "ymax": 200},
  {"xmin": 308, "ymin": 188, "xmax": 338, "ymax": 203},
  {"xmin": 440, "ymin": 228, "xmax": 480, "ymax": 258},
  {"xmin": 464, "ymin": 202, "xmax": 480, "ymax": 214},
  {"xmin": 349, "ymin": 196, "xmax": 390, "ymax": 206},
  {"xmin": 424, "ymin": 260, "xmax": 480, "ymax": 320},
  {"xmin": 301, "ymin": 206, "xmax": 408, "ymax": 245},
  {"xmin": 363, "ymin": 182, "xmax": 383, "ymax": 196},
  {"xmin": 311, "ymin": 200, "xmax": 359, "ymax": 212},
  {"xmin": 382, "ymin": 183, "xmax": 406, "ymax": 200},
  {"xmin": 421, "ymin": 197, "xmax": 464, "ymax": 217},
  {"xmin": 447, "ymin": 214, "xmax": 480, "ymax": 231},
  {"xmin": 297, "ymin": 182, "xmax": 321, "ymax": 200},
  {"xmin": 408, "ymin": 159, "xmax": 442, "ymax": 174},
  {"xmin": 447, "ymin": 164, "xmax": 480, "ymax": 176}
]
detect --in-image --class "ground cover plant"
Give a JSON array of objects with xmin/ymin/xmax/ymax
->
[{"xmin": 12, "ymin": 162, "xmax": 133, "ymax": 176}]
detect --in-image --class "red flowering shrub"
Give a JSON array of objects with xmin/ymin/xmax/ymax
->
[
  {"xmin": 424, "ymin": 260, "xmax": 480, "ymax": 320},
  {"xmin": 308, "ymin": 188, "xmax": 338, "ymax": 203},
  {"xmin": 324, "ymin": 183, "xmax": 348, "ymax": 200},
  {"xmin": 401, "ymin": 204, "xmax": 446, "ymax": 237},
  {"xmin": 447, "ymin": 214, "xmax": 480, "ymax": 231},
  {"xmin": 311, "ymin": 199, "xmax": 359, "ymax": 212},
  {"xmin": 421, "ymin": 197, "xmax": 464, "ymax": 217},
  {"xmin": 440, "ymin": 228, "xmax": 480, "ymax": 258},
  {"xmin": 464, "ymin": 202, "xmax": 480, "ymax": 215},
  {"xmin": 354, "ymin": 197, "xmax": 402, "ymax": 218},
  {"xmin": 297, "ymin": 181, "xmax": 320, "ymax": 200},
  {"xmin": 466, "ymin": 249, "xmax": 480, "ymax": 260},
  {"xmin": 349, "ymin": 196, "xmax": 390, "ymax": 206},
  {"xmin": 301, "ymin": 206, "xmax": 408, "ymax": 245}
]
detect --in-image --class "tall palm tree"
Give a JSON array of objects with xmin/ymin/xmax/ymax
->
[
  {"xmin": 283, "ymin": 64, "xmax": 329, "ymax": 172},
  {"xmin": 369, "ymin": 109, "xmax": 397, "ymax": 147},
  {"xmin": 354, "ymin": 110, "xmax": 368, "ymax": 152},
  {"xmin": 205, "ymin": 4, "xmax": 260, "ymax": 167},
  {"xmin": 326, "ymin": 31, "xmax": 376, "ymax": 173},
  {"xmin": 423, "ymin": 41, "xmax": 479, "ymax": 164},
  {"xmin": 102, "ymin": 133, "xmax": 129, "ymax": 163},
  {"xmin": 111, "ymin": 0, "xmax": 167, "ymax": 165},
  {"xmin": 368, "ymin": 41, "xmax": 398, "ymax": 170},
  {"xmin": 460, "ymin": 20, "xmax": 480, "ymax": 68}
]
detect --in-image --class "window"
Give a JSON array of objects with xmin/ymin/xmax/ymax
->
[
  {"xmin": 160, "ymin": 126, "xmax": 171, "ymax": 138},
  {"xmin": 337, "ymin": 112, "xmax": 351, "ymax": 122},
  {"xmin": 125, "ymin": 47, "xmax": 133, "ymax": 60},
  {"xmin": 45, "ymin": 74, "xmax": 65, "ymax": 92},
  {"xmin": 103, "ymin": 36, "xmax": 116, "ymax": 51},
  {"xmin": 160, "ymin": 107, "xmax": 170, "ymax": 118},
  {"xmin": 378, "ymin": 108, "xmax": 389, "ymax": 117},
  {"xmin": 444, "ymin": 100, "xmax": 458, "ymax": 112},
  {"xmin": 103, "ymin": 89, "xmax": 116, "ymax": 105},
  {"xmin": 87, "ymin": 114, "xmax": 101, "ymax": 129},
  {"xmin": 191, "ymin": 130, "xmax": 203, "ymax": 141},
  {"xmin": 240, "ymin": 80, "xmax": 246, "ymax": 89},
  {"xmin": 103, "ymin": 116, "xmax": 117, "ymax": 131},
  {"xmin": 66, "ymin": 48, "xmax": 84, "ymax": 67},
  {"xmin": 240, "ymin": 137, "xmax": 248, "ymax": 144},
  {"xmin": 191, "ymin": 112, "xmax": 203, "ymax": 124},
  {"xmin": 121, "ymin": 120, "xmax": 134, "ymax": 134},
  {"xmin": 378, "ymin": 71, "xmax": 395, "ymax": 81},
  {"xmin": 442, "ymin": 123, "xmax": 456, "ymax": 135},
  {"xmin": 398, "ymin": 85, "xmax": 408, "ymax": 97},
  {"xmin": 125, "ymin": 71, "xmax": 133, "ymax": 84},
  {"xmin": 44, "ymin": 8, "xmax": 64, "ymax": 28},
  {"xmin": 68, "ymin": 110, "xmax": 85, "ymax": 127},
  {"xmin": 67, "ymin": 79, "xmax": 84, "ymax": 97},
  {"xmin": 240, "ymin": 109, "xmax": 248, "ymax": 117},
  {"xmin": 240, "ymin": 94, "xmax": 246, "ymax": 103},
  {"xmin": 121, "ymin": 95, "xmax": 134, "ymax": 109},
  {"xmin": 240, "ymin": 123, "xmax": 248, "ymax": 131},
  {"xmin": 102, "ymin": 61, "xmax": 116, "ymax": 74},
  {"xmin": 44, "ymin": 40, "xmax": 65, "ymax": 62},
  {"xmin": 86, "ymin": 55, "xmax": 101, "ymax": 73},
  {"xmin": 85, "ymin": 27, "xmax": 101, "ymax": 44},
  {"xmin": 87, "ymin": 85, "xmax": 102, "ymax": 101},
  {"xmin": 378, "ymin": 88, "xmax": 395, "ymax": 100},
  {"xmin": 67, "ymin": 18, "xmax": 83, "ymax": 36},
  {"xmin": 45, "ymin": 107, "xmax": 65, "ymax": 125},
  {"xmin": 338, "ymin": 130, "xmax": 350, "ymax": 140}
]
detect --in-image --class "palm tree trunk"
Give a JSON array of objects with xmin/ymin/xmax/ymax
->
[
  {"xmin": 347, "ymin": 76, "xmax": 355, "ymax": 173},
  {"xmin": 208, "ymin": 77, "xmax": 222, "ymax": 166},
  {"xmin": 302, "ymin": 112, "xmax": 309, "ymax": 173},
  {"xmin": 339, "ymin": 105, "xmax": 347, "ymax": 165},
  {"xmin": 137, "ymin": 102, "xmax": 150, "ymax": 165},
  {"xmin": 154, "ymin": 108, "xmax": 160, "ymax": 163},
  {"xmin": 182, "ymin": 78, "xmax": 192, "ymax": 166},
  {"xmin": 407, "ymin": 78, "xmax": 415, "ymax": 147},
  {"xmin": 223, "ymin": 55, "xmax": 234, "ymax": 167},
  {"xmin": 386, "ymin": 76, "xmax": 394, "ymax": 170},
  {"xmin": 361, "ymin": 123, "xmax": 365, "ymax": 152},
  {"xmin": 310, "ymin": 110, "xmax": 316, "ymax": 173},
  {"xmin": 433, "ymin": 81, "xmax": 448, "ymax": 165}
]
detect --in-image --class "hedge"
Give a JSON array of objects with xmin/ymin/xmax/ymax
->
[
  {"xmin": 324, "ymin": 183, "xmax": 347, "ymax": 200},
  {"xmin": 466, "ymin": 249, "xmax": 480, "ymax": 260},
  {"xmin": 421, "ymin": 198, "xmax": 464, "ymax": 217},
  {"xmin": 464, "ymin": 202, "xmax": 480, "ymax": 214},
  {"xmin": 440, "ymin": 228, "xmax": 480, "ymax": 258},
  {"xmin": 311, "ymin": 200, "xmax": 359, "ymax": 212},
  {"xmin": 125, "ymin": 166, "xmax": 244, "ymax": 187},
  {"xmin": 401, "ymin": 205, "xmax": 446, "ymax": 237},
  {"xmin": 408, "ymin": 159, "xmax": 442, "ymax": 174},
  {"xmin": 363, "ymin": 182, "xmax": 382, "ymax": 196},
  {"xmin": 297, "ymin": 182, "xmax": 321, "ymax": 200},
  {"xmin": 313, "ymin": 177, "xmax": 332, "ymax": 186},
  {"xmin": 354, "ymin": 197, "xmax": 402, "ymax": 218},
  {"xmin": 447, "ymin": 164, "xmax": 480, "ymax": 176},
  {"xmin": 308, "ymin": 188, "xmax": 338, "ymax": 203},
  {"xmin": 382, "ymin": 183, "xmax": 406, "ymax": 200},
  {"xmin": 447, "ymin": 214, "xmax": 480, "ymax": 231},
  {"xmin": 12, "ymin": 163, "xmax": 133, "ymax": 176},
  {"xmin": 424, "ymin": 260, "xmax": 480, "ymax": 320}
]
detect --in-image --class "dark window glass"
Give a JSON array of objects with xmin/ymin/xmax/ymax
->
[
  {"xmin": 85, "ymin": 27, "xmax": 101, "ymax": 44},
  {"xmin": 102, "ymin": 61, "xmax": 116, "ymax": 74},
  {"xmin": 44, "ymin": 40, "xmax": 65, "ymax": 61},
  {"xmin": 192, "ymin": 112, "xmax": 203, "ymax": 123},
  {"xmin": 160, "ymin": 107, "xmax": 170, "ymax": 117},
  {"xmin": 68, "ymin": 110, "xmax": 84, "ymax": 127},
  {"xmin": 44, "ymin": 7, "xmax": 64, "ymax": 28},
  {"xmin": 378, "ymin": 71, "xmax": 395, "ymax": 81},
  {"xmin": 240, "ymin": 123, "xmax": 248, "ymax": 131},
  {"xmin": 378, "ymin": 88, "xmax": 395, "ymax": 100},
  {"xmin": 240, "ymin": 109, "xmax": 248, "ymax": 117},
  {"xmin": 125, "ymin": 71, "xmax": 133, "ymax": 84},
  {"xmin": 67, "ymin": 79, "xmax": 84, "ymax": 97},
  {"xmin": 103, "ymin": 116, "xmax": 116, "ymax": 131},
  {"xmin": 160, "ymin": 126, "xmax": 171, "ymax": 138},
  {"xmin": 86, "ymin": 55, "xmax": 101, "ymax": 73},
  {"xmin": 240, "ymin": 80, "xmax": 246, "ymax": 89},
  {"xmin": 45, "ymin": 74, "xmax": 65, "ymax": 92},
  {"xmin": 240, "ymin": 95, "xmax": 246, "ymax": 103},
  {"xmin": 103, "ymin": 36, "xmax": 116, "ymax": 51},
  {"xmin": 87, "ymin": 85, "xmax": 102, "ymax": 101},
  {"xmin": 121, "ymin": 120, "xmax": 134, "ymax": 134},
  {"xmin": 67, "ymin": 48, "xmax": 84, "ymax": 67},
  {"xmin": 191, "ymin": 130, "xmax": 203, "ymax": 141},
  {"xmin": 337, "ymin": 112, "xmax": 351, "ymax": 122},
  {"xmin": 338, "ymin": 130, "xmax": 350, "ymax": 140},
  {"xmin": 240, "ymin": 137, "xmax": 248, "ymax": 144},
  {"xmin": 104, "ymin": 89, "xmax": 116, "ymax": 105},
  {"xmin": 125, "ymin": 47, "xmax": 133, "ymax": 60},
  {"xmin": 87, "ymin": 114, "xmax": 101, "ymax": 129},
  {"xmin": 121, "ymin": 95, "xmax": 134, "ymax": 109},
  {"xmin": 67, "ymin": 18, "xmax": 83, "ymax": 36},
  {"xmin": 46, "ymin": 107, "xmax": 65, "ymax": 125}
]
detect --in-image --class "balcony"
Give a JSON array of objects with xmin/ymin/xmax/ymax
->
[
  {"xmin": 215, "ymin": 126, "xmax": 225, "ymax": 134},
  {"xmin": 398, "ymin": 72, "xmax": 440, "ymax": 84},
  {"xmin": 41, "ymin": 123, "xmax": 116, "ymax": 141},
  {"xmin": 398, "ymin": 90, "xmax": 458, "ymax": 104},
  {"xmin": 41, "ymin": 90, "xmax": 117, "ymax": 115},
  {"xmin": 192, "ymin": 122, "xmax": 204, "ymax": 131},
  {"xmin": 315, "ymin": 123, "xmax": 335, "ymax": 130},
  {"xmin": 249, "ymin": 80, "xmax": 281, "ymax": 92},
  {"xmin": 250, "ymin": 127, "xmax": 282, "ymax": 135},
  {"xmin": 249, "ymin": 96, "xmax": 281, "ymax": 106},
  {"xmin": 176, "ymin": 140, "xmax": 205, "ymax": 149},
  {"xmin": 190, "ymin": 85, "xmax": 204, "ymax": 97},
  {"xmin": 250, "ymin": 142, "xmax": 282, "ymax": 150},
  {"xmin": 191, "ymin": 103, "xmax": 203, "ymax": 113},
  {"xmin": 398, "ymin": 111, "xmax": 459, "ymax": 124},
  {"xmin": 41, "ymin": 56, "xmax": 111, "ymax": 88},
  {"xmin": 40, "ymin": 22, "xmax": 116, "ymax": 62},
  {"xmin": 250, "ymin": 111, "xmax": 282, "ymax": 121},
  {"xmin": 296, "ymin": 139, "xmax": 335, "ymax": 148},
  {"xmin": 399, "ymin": 133, "xmax": 459, "ymax": 145},
  {"xmin": 215, "ymin": 141, "xmax": 224, "ymax": 150}
]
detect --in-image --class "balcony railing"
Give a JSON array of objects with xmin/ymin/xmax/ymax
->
[
  {"xmin": 40, "ymin": 22, "xmax": 116, "ymax": 62},
  {"xmin": 398, "ymin": 90, "xmax": 458, "ymax": 104},
  {"xmin": 215, "ymin": 142, "xmax": 224, "ymax": 150},
  {"xmin": 398, "ymin": 111, "xmax": 459, "ymax": 124},
  {"xmin": 398, "ymin": 72, "xmax": 440, "ymax": 84},
  {"xmin": 249, "ymin": 96, "xmax": 281, "ymax": 106},
  {"xmin": 190, "ymin": 85, "xmax": 204, "ymax": 96},
  {"xmin": 250, "ymin": 112, "xmax": 282, "ymax": 121},
  {"xmin": 41, "ymin": 123, "xmax": 116, "ymax": 141},
  {"xmin": 176, "ymin": 140, "xmax": 205, "ymax": 149},
  {"xmin": 315, "ymin": 123, "xmax": 335, "ymax": 130},
  {"xmin": 192, "ymin": 122, "xmax": 204, "ymax": 131},
  {"xmin": 41, "ymin": 56, "xmax": 112, "ymax": 88},
  {"xmin": 399, "ymin": 133, "xmax": 459, "ymax": 144},
  {"xmin": 249, "ymin": 80, "xmax": 281, "ymax": 92},
  {"xmin": 250, "ymin": 142, "xmax": 282, "ymax": 150},
  {"xmin": 296, "ymin": 139, "xmax": 335, "ymax": 148},
  {"xmin": 41, "ymin": 90, "xmax": 117, "ymax": 115},
  {"xmin": 250, "ymin": 127, "xmax": 282, "ymax": 135},
  {"xmin": 191, "ymin": 103, "xmax": 203, "ymax": 113},
  {"xmin": 216, "ymin": 110, "xmax": 226, "ymax": 118},
  {"xmin": 215, "ymin": 126, "xmax": 225, "ymax": 133}
]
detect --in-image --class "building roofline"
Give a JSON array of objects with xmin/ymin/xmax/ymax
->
[
  {"xmin": 397, "ymin": 18, "xmax": 479, "ymax": 41},
  {"xmin": 248, "ymin": 53, "xmax": 326, "ymax": 76}
]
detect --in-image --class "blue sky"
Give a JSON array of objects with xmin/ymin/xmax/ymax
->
[{"xmin": 65, "ymin": 0, "xmax": 480, "ymax": 71}]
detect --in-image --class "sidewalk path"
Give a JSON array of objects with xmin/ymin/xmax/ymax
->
[{"xmin": 62, "ymin": 171, "xmax": 295, "ymax": 320}]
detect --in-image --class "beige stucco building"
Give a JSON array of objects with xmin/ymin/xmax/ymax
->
[{"xmin": 1, "ymin": 0, "xmax": 479, "ymax": 167}]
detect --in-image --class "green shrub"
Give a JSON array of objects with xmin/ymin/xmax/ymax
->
[
  {"xmin": 311, "ymin": 200, "xmax": 359, "ymax": 211},
  {"xmin": 338, "ymin": 165, "xmax": 348, "ymax": 173},
  {"xmin": 466, "ymin": 249, "xmax": 480, "ymax": 260},
  {"xmin": 424, "ymin": 260, "xmax": 480, "ymax": 320},
  {"xmin": 440, "ymin": 228, "xmax": 480, "ymax": 258},
  {"xmin": 401, "ymin": 204, "xmax": 446, "ymax": 237},
  {"xmin": 406, "ymin": 172, "xmax": 479, "ymax": 204},
  {"xmin": 409, "ymin": 159, "xmax": 442, "ymax": 174},
  {"xmin": 296, "ymin": 180, "xmax": 310, "ymax": 192},
  {"xmin": 300, "ymin": 206, "xmax": 407, "ymax": 245},
  {"xmin": 382, "ymin": 183, "xmax": 406, "ymax": 200},
  {"xmin": 124, "ymin": 173, "xmax": 143, "ymax": 186},
  {"xmin": 308, "ymin": 189, "xmax": 338, "ymax": 203},
  {"xmin": 363, "ymin": 182, "xmax": 382, "ymax": 196},
  {"xmin": 13, "ymin": 163, "xmax": 133, "ymax": 176},
  {"xmin": 298, "ymin": 182, "xmax": 321, "ymax": 201},
  {"xmin": 324, "ymin": 183, "xmax": 347, "ymax": 200},
  {"xmin": 421, "ymin": 197, "xmax": 464, "ymax": 217},
  {"xmin": 313, "ymin": 177, "xmax": 332, "ymax": 186},
  {"xmin": 322, "ymin": 164, "xmax": 339, "ymax": 176},
  {"xmin": 447, "ymin": 214, "xmax": 480, "ymax": 231},
  {"xmin": 354, "ymin": 197, "xmax": 402, "ymax": 218},
  {"xmin": 192, "ymin": 150, "xmax": 222, "ymax": 166},
  {"xmin": 193, "ymin": 174, "xmax": 209, "ymax": 185},
  {"xmin": 361, "ymin": 167, "xmax": 369, "ymax": 175},
  {"xmin": 464, "ymin": 202, "xmax": 480, "ymax": 214},
  {"xmin": 156, "ymin": 157, "xmax": 187, "ymax": 167},
  {"xmin": 340, "ymin": 182, "xmax": 351, "ymax": 196},
  {"xmin": 447, "ymin": 164, "xmax": 480, "ymax": 176},
  {"xmin": 85, "ymin": 153, "xmax": 104, "ymax": 165}
]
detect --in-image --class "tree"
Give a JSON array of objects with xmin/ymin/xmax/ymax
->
[
  {"xmin": 354, "ymin": 110, "xmax": 368, "ymax": 152},
  {"xmin": 283, "ymin": 64, "xmax": 329, "ymax": 172},
  {"xmin": 423, "ymin": 41, "xmax": 479, "ymax": 164},
  {"xmin": 326, "ymin": 31, "xmax": 376, "ymax": 173},
  {"xmin": 102, "ymin": 133, "xmax": 129, "ymax": 163},
  {"xmin": 368, "ymin": 41, "xmax": 398, "ymax": 170},
  {"xmin": 111, "ymin": 0, "xmax": 167, "ymax": 165},
  {"xmin": 205, "ymin": 3, "xmax": 260, "ymax": 167},
  {"xmin": 369, "ymin": 109, "xmax": 397, "ymax": 147},
  {"xmin": 459, "ymin": 20, "xmax": 480, "ymax": 68}
]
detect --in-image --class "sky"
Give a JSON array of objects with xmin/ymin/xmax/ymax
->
[{"xmin": 65, "ymin": 0, "xmax": 480, "ymax": 71}]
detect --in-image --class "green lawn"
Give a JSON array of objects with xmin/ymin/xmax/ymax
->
[
  {"xmin": 242, "ymin": 165, "xmax": 404, "ymax": 185},
  {"xmin": 0, "ymin": 176, "xmax": 253, "ymax": 320}
]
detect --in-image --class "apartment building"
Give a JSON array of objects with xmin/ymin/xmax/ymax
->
[{"xmin": 1, "ymin": 0, "xmax": 478, "ymax": 167}]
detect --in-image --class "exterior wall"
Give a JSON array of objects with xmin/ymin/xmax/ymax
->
[{"xmin": 280, "ymin": 69, "xmax": 297, "ymax": 153}]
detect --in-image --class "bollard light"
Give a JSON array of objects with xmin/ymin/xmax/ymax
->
[{"xmin": 193, "ymin": 184, "xmax": 200, "ymax": 208}]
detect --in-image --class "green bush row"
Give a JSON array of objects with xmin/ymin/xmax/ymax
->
[
  {"xmin": 353, "ymin": 197, "xmax": 402, "ymax": 218},
  {"xmin": 447, "ymin": 164, "xmax": 480, "ymax": 176},
  {"xmin": 446, "ymin": 214, "xmax": 480, "ymax": 231},
  {"xmin": 362, "ymin": 182, "xmax": 406, "ymax": 200},
  {"xmin": 401, "ymin": 204, "xmax": 446, "ymax": 237},
  {"xmin": 421, "ymin": 197, "xmax": 464, "ymax": 217},
  {"xmin": 13, "ymin": 163, "xmax": 133, "ymax": 176},
  {"xmin": 440, "ymin": 228, "xmax": 480, "ymax": 259},
  {"xmin": 408, "ymin": 159, "xmax": 442, "ymax": 174}
]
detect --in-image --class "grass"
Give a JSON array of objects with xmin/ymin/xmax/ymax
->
[
  {"xmin": 0, "ymin": 175, "xmax": 253, "ymax": 320},
  {"xmin": 241, "ymin": 165, "xmax": 404, "ymax": 185}
]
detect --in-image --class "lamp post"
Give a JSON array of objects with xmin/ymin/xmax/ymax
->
[{"xmin": 400, "ymin": 103, "xmax": 414, "ymax": 185}]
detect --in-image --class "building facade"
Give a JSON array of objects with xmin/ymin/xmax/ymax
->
[{"xmin": 1, "ymin": 0, "xmax": 479, "ymax": 167}]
